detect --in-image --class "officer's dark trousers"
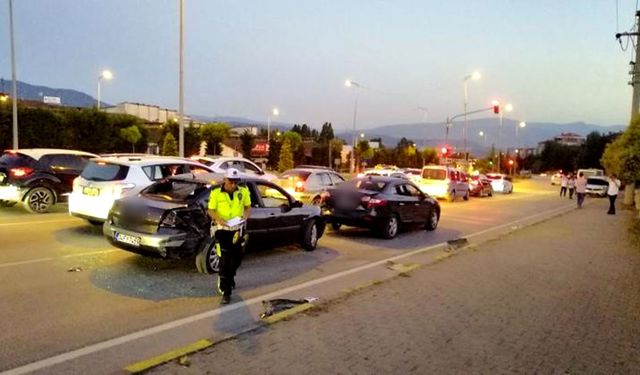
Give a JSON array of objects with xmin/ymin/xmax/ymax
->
[
  {"xmin": 607, "ymin": 194, "xmax": 617, "ymax": 215},
  {"xmin": 216, "ymin": 229, "xmax": 244, "ymax": 296}
]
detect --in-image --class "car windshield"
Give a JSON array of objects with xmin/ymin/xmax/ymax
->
[
  {"xmin": 345, "ymin": 178, "xmax": 387, "ymax": 191},
  {"xmin": 587, "ymin": 178, "xmax": 609, "ymax": 186},
  {"xmin": 421, "ymin": 169, "xmax": 446, "ymax": 180},
  {"xmin": 81, "ymin": 161, "xmax": 129, "ymax": 181},
  {"xmin": 279, "ymin": 170, "xmax": 311, "ymax": 180},
  {"xmin": 486, "ymin": 174, "xmax": 502, "ymax": 180},
  {"xmin": 0, "ymin": 152, "xmax": 36, "ymax": 168},
  {"xmin": 143, "ymin": 180, "xmax": 209, "ymax": 201}
]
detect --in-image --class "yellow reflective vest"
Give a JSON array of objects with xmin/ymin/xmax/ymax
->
[{"xmin": 208, "ymin": 185, "xmax": 251, "ymax": 221}]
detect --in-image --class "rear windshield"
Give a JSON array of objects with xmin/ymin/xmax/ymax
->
[
  {"xmin": 345, "ymin": 178, "xmax": 387, "ymax": 191},
  {"xmin": 81, "ymin": 161, "xmax": 129, "ymax": 181},
  {"xmin": 486, "ymin": 174, "xmax": 502, "ymax": 180},
  {"xmin": 422, "ymin": 169, "xmax": 446, "ymax": 180},
  {"xmin": 587, "ymin": 178, "xmax": 609, "ymax": 186},
  {"xmin": 280, "ymin": 170, "xmax": 311, "ymax": 180},
  {"xmin": 0, "ymin": 152, "xmax": 36, "ymax": 168},
  {"xmin": 143, "ymin": 180, "xmax": 209, "ymax": 202}
]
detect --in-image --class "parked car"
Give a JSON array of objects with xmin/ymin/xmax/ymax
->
[
  {"xmin": 0, "ymin": 148, "xmax": 98, "ymax": 213},
  {"xmin": 358, "ymin": 167, "xmax": 407, "ymax": 179},
  {"xmin": 577, "ymin": 168, "xmax": 604, "ymax": 178},
  {"xmin": 401, "ymin": 168, "xmax": 423, "ymax": 183},
  {"xmin": 69, "ymin": 156, "xmax": 213, "ymax": 224},
  {"xmin": 550, "ymin": 172, "xmax": 563, "ymax": 185},
  {"xmin": 416, "ymin": 165, "xmax": 470, "ymax": 201},
  {"xmin": 486, "ymin": 173, "xmax": 514, "ymax": 194},
  {"xmin": 190, "ymin": 156, "xmax": 277, "ymax": 181},
  {"xmin": 585, "ymin": 176, "xmax": 608, "ymax": 197},
  {"xmin": 103, "ymin": 173, "xmax": 325, "ymax": 272},
  {"xmin": 274, "ymin": 167, "xmax": 345, "ymax": 205},
  {"xmin": 469, "ymin": 174, "xmax": 493, "ymax": 197},
  {"xmin": 321, "ymin": 176, "xmax": 440, "ymax": 239}
]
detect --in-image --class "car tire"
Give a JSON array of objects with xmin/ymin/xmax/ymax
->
[
  {"xmin": 301, "ymin": 219, "xmax": 319, "ymax": 251},
  {"xmin": 425, "ymin": 208, "xmax": 439, "ymax": 231},
  {"xmin": 331, "ymin": 222, "xmax": 342, "ymax": 231},
  {"xmin": 447, "ymin": 191, "xmax": 455, "ymax": 202},
  {"xmin": 488, "ymin": 188, "xmax": 493, "ymax": 197},
  {"xmin": 381, "ymin": 214, "xmax": 399, "ymax": 239},
  {"xmin": 23, "ymin": 186, "xmax": 55, "ymax": 213},
  {"xmin": 87, "ymin": 219, "xmax": 103, "ymax": 226},
  {"xmin": 463, "ymin": 190, "xmax": 469, "ymax": 201},
  {"xmin": 195, "ymin": 237, "xmax": 220, "ymax": 274}
]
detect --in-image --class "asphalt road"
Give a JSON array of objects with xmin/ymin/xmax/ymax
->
[{"xmin": 0, "ymin": 176, "xmax": 566, "ymax": 372}]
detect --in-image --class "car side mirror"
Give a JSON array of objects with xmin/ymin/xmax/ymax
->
[
  {"xmin": 292, "ymin": 200, "xmax": 303, "ymax": 208},
  {"xmin": 258, "ymin": 170, "xmax": 265, "ymax": 175},
  {"xmin": 280, "ymin": 203, "xmax": 292, "ymax": 213}
]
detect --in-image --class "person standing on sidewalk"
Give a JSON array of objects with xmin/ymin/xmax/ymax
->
[
  {"xmin": 606, "ymin": 173, "xmax": 621, "ymax": 215},
  {"xmin": 575, "ymin": 172, "xmax": 587, "ymax": 208},
  {"xmin": 560, "ymin": 173, "xmax": 568, "ymax": 197},
  {"xmin": 208, "ymin": 168, "xmax": 251, "ymax": 304},
  {"xmin": 567, "ymin": 174, "xmax": 576, "ymax": 199}
]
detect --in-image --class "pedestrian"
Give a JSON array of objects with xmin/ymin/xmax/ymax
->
[
  {"xmin": 606, "ymin": 173, "xmax": 621, "ymax": 215},
  {"xmin": 560, "ymin": 173, "xmax": 568, "ymax": 197},
  {"xmin": 207, "ymin": 168, "xmax": 251, "ymax": 305},
  {"xmin": 575, "ymin": 172, "xmax": 587, "ymax": 208},
  {"xmin": 567, "ymin": 174, "xmax": 576, "ymax": 199}
]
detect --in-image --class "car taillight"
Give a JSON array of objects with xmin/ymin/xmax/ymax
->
[
  {"xmin": 361, "ymin": 196, "xmax": 387, "ymax": 208},
  {"xmin": 9, "ymin": 167, "xmax": 33, "ymax": 178},
  {"xmin": 295, "ymin": 180, "xmax": 305, "ymax": 193}
]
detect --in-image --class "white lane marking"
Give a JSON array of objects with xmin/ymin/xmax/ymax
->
[
  {"xmin": 0, "ymin": 250, "xmax": 119, "ymax": 269},
  {"xmin": 0, "ymin": 258, "xmax": 53, "ymax": 269},
  {"xmin": 1, "ymin": 203, "xmax": 576, "ymax": 375},
  {"xmin": 0, "ymin": 218, "xmax": 79, "ymax": 227}
]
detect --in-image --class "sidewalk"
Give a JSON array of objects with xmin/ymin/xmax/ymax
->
[{"xmin": 152, "ymin": 197, "xmax": 640, "ymax": 374}]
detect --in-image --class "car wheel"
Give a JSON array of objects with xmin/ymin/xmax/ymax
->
[
  {"xmin": 311, "ymin": 196, "xmax": 321, "ymax": 205},
  {"xmin": 87, "ymin": 219, "xmax": 103, "ymax": 226},
  {"xmin": 425, "ymin": 208, "xmax": 439, "ymax": 231},
  {"xmin": 301, "ymin": 219, "xmax": 319, "ymax": 251},
  {"xmin": 331, "ymin": 222, "xmax": 342, "ymax": 231},
  {"xmin": 195, "ymin": 237, "xmax": 220, "ymax": 274},
  {"xmin": 381, "ymin": 214, "xmax": 399, "ymax": 239},
  {"xmin": 24, "ymin": 187, "xmax": 55, "ymax": 213},
  {"xmin": 488, "ymin": 188, "xmax": 493, "ymax": 197},
  {"xmin": 463, "ymin": 190, "xmax": 469, "ymax": 201},
  {"xmin": 447, "ymin": 191, "xmax": 455, "ymax": 202}
]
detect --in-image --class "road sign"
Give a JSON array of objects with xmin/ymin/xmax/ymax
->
[{"xmin": 43, "ymin": 96, "xmax": 61, "ymax": 105}]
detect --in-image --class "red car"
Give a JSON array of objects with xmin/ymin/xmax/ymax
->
[{"xmin": 469, "ymin": 174, "xmax": 493, "ymax": 197}]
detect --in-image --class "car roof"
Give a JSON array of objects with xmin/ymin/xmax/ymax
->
[
  {"xmin": 168, "ymin": 172, "xmax": 264, "ymax": 185},
  {"xmin": 283, "ymin": 168, "xmax": 336, "ymax": 174},
  {"xmin": 5, "ymin": 148, "xmax": 98, "ymax": 160},
  {"xmin": 191, "ymin": 156, "xmax": 251, "ymax": 162},
  {"xmin": 94, "ymin": 156, "xmax": 210, "ymax": 167},
  {"xmin": 356, "ymin": 175, "xmax": 404, "ymax": 183}
]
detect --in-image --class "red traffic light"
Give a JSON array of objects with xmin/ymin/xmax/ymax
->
[
  {"xmin": 493, "ymin": 104, "xmax": 500, "ymax": 114},
  {"xmin": 508, "ymin": 160, "xmax": 514, "ymax": 165},
  {"xmin": 441, "ymin": 147, "xmax": 448, "ymax": 154}
]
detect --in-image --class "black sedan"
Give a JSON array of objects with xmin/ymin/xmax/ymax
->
[
  {"xmin": 322, "ymin": 176, "xmax": 440, "ymax": 239},
  {"xmin": 103, "ymin": 173, "xmax": 325, "ymax": 272}
]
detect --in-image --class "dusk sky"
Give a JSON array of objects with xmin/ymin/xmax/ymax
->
[{"xmin": 0, "ymin": 1, "xmax": 636, "ymax": 131}]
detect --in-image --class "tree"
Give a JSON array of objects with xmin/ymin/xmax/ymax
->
[
  {"xmin": 200, "ymin": 122, "xmax": 230, "ymax": 155},
  {"xmin": 281, "ymin": 131, "xmax": 302, "ymax": 150},
  {"xmin": 162, "ymin": 133, "xmax": 178, "ymax": 156},
  {"xmin": 318, "ymin": 122, "xmax": 335, "ymax": 144},
  {"xmin": 240, "ymin": 130, "xmax": 255, "ymax": 159},
  {"xmin": 278, "ymin": 139, "xmax": 294, "ymax": 172},
  {"xmin": 421, "ymin": 148, "xmax": 438, "ymax": 165},
  {"xmin": 120, "ymin": 125, "xmax": 142, "ymax": 152}
]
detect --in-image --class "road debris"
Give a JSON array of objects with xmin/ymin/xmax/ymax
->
[
  {"xmin": 67, "ymin": 267, "xmax": 83, "ymax": 272},
  {"xmin": 260, "ymin": 298, "xmax": 318, "ymax": 319}
]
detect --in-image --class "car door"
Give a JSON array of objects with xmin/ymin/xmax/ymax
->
[
  {"xmin": 390, "ymin": 182, "xmax": 415, "ymax": 222},
  {"xmin": 241, "ymin": 160, "xmax": 265, "ymax": 178},
  {"xmin": 253, "ymin": 180, "xmax": 303, "ymax": 236},
  {"xmin": 404, "ymin": 183, "xmax": 428, "ymax": 222},
  {"xmin": 242, "ymin": 182, "xmax": 270, "ymax": 238},
  {"xmin": 47, "ymin": 154, "xmax": 82, "ymax": 195}
]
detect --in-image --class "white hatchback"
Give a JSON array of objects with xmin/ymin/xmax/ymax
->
[
  {"xmin": 190, "ymin": 156, "xmax": 277, "ymax": 181},
  {"xmin": 69, "ymin": 156, "xmax": 213, "ymax": 224},
  {"xmin": 486, "ymin": 173, "xmax": 514, "ymax": 194}
]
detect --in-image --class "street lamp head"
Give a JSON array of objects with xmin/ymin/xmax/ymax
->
[
  {"xmin": 345, "ymin": 79, "xmax": 360, "ymax": 88},
  {"xmin": 471, "ymin": 70, "xmax": 481, "ymax": 80},
  {"xmin": 100, "ymin": 69, "xmax": 113, "ymax": 80},
  {"xmin": 519, "ymin": 121, "xmax": 526, "ymax": 128},
  {"xmin": 479, "ymin": 131, "xmax": 484, "ymax": 136},
  {"xmin": 360, "ymin": 132, "xmax": 365, "ymax": 138},
  {"xmin": 272, "ymin": 108, "xmax": 279, "ymax": 116},
  {"xmin": 276, "ymin": 131, "xmax": 281, "ymax": 136},
  {"xmin": 505, "ymin": 103, "xmax": 514, "ymax": 112},
  {"xmin": 491, "ymin": 99, "xmax": 500, "ymax": 106}
]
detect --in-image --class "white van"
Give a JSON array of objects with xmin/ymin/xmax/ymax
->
[
  {"xmin": 577, "ymin": 168, "xmax": 604, "ymax": 178},
  {"xmin": 417, "ymin": 165, "xmax": 470, "ymax": 202}
]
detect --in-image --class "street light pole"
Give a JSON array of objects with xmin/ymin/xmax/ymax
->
[
  {"xmin": 178, "ymin": 0, "xmax": 185, "ymax": 157},
  {"xmin": 463, "ymin": 71, "xmax": 480, "ymax": 160},
  {"xmin": 96, "ymin": 70, "xmax": 112, "ymax": 111},
  {"xmin": 516, "ymin": 121, "xmax": 526, "ymax": 148},
  {"xmin": 479, "ymin": 130, "xmax": 487, "ymax": 146},
  {"xmin": 417, "ymin": 106, "xmax": 428, "ymax": 154},
  {"xmin": 9, "ymin": 0, "xmax": 18, "ymax": 149},
  {"xmin": 267, "ymin": 107, "xmax": 279, "ymax": 146},
  {"xmin": 345, "ymin": 80, "xmax": 361, "ymax": 174}
]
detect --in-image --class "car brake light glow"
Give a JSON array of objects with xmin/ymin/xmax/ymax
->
[
  {"xmin": 295, "ymin": 180, "xmax": 305, "ymax": 193},
  {"xmin": 10, "ymin": 167, "xmax": 33, "ymax": 178},
  {"xmin": 362, "ymin": 196, "xmax": 387, "ymax": 208}
]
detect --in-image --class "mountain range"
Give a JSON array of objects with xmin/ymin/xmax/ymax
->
[{"xmin": 3, "ymin": 79, "xmax": 626, "ymax": 154}]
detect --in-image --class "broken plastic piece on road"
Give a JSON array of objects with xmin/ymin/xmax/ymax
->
[
  {"xmin": 67, "ymin": 267, "xmax": 83, "ymax": 272},
  {"xmin": 446, "ymin": 238, "xmax": 468, "ymax": 251},
  {"xmin": 260, "ymin": 297, "xmax": 318, "ymax": 319}
]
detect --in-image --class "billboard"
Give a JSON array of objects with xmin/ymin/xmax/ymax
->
[{"xmin": 43, "ymin": 96, "xmax": 61, "ymax": 105}]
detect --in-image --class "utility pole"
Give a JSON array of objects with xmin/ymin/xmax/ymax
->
[
  {"xmin": 178, "ymin": 0, "xmax": 185, "ymax": 157},
  {"xmin": 9, "ymin": 0, "xmax": 18, "ymax": 149},
  {"xmin": 616, "ymin": 10, "xmax": 640, "ymax": 206}
]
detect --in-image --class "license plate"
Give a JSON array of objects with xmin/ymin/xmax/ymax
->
[
  {"xmin": 83, "ymin": 186, "xmax": 100, "ymax": 196},
  {"xmin": 115, "ymin": 232, "xmax": 140, "ymax": 247}
]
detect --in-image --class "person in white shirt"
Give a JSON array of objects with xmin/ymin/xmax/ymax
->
[
  {"xmin": 575, "ymin": 172, "xmax": 587, "ymax": 208},
  {"xmin": 606, "ymin": 174, "xmax": 621, "ymax": 215},
  {"xmin": 560, "ymin": 174, "xmax": 568, "ymax": 197}
]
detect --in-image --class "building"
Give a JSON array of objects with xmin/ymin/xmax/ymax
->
[
  {"xmin": 105, "ymin": 102, "xmax": 183, "ymax": 124},
  {"xmin": 537, "ymin": 132, "xmax": 585, "ymax": 153}
]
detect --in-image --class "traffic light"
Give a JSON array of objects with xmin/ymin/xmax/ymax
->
[
  {"xmin": 492, "ymin": 103, "xmax": 500, "ymax": 114},
  {"xmin": 440, "ymin": 147, "xmax": 448, "ymax": 155},
  {"xmin": 508, "ymin": 160, "xmax": 514, "ymax": 166}
]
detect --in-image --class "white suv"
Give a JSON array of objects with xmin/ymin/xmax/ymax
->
[
  {"xmin": 69, "ymin": 156, "xmax": 213, "ymax": 224},
  {"xmin": 190, "ymin": 156, "xmax": 277, "ymax": 181}
]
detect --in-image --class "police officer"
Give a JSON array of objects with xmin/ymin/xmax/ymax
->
[{"xmin": 207, "ymin": 168, "xmax": 251, "ymax": 304}]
